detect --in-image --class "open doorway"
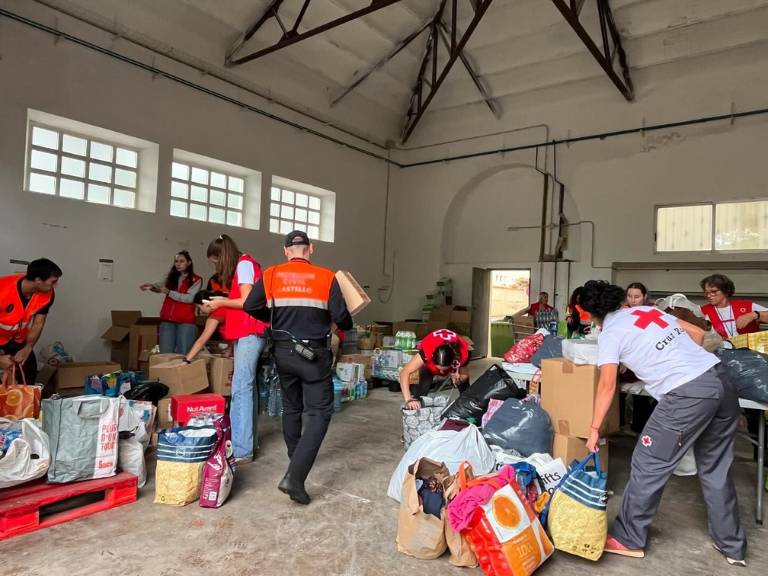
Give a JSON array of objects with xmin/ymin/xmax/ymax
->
[{"xmin": 489, "ymin": 269, "xmax": 531, "ymax": 356}]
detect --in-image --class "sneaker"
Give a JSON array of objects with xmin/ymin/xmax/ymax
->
[
  {"xmin": 712, "ymin": 543, "xmax": 747, "ymax": 567},
  {"xmin": 604, "ymin": 536, "xmax": 645, "ymax": 558}
]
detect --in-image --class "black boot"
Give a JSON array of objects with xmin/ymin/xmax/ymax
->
[{"xmin": 278, "ymin": 473, "xmax": 311, "ymax": 505}]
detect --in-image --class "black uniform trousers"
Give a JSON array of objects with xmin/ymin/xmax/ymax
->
[{"xmin": 274, "ymin": 345, "xmax": 334, "ymax": 485}]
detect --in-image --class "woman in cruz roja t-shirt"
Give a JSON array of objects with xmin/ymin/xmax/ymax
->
[{"xmin": 581, "ymin": 280, "xmax": 746, "ymax": 567}]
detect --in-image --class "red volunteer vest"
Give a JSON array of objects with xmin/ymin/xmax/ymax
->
[
  {"xmin": 419, "ymin": 330, "xmax": 470, "ymax": 375},
  {"xmin": 222, "ymin": 255, "xmax": 268, "ymax": 340},
  {"xmin": 702, "ymin": 300, "xmax": 759, "ymax": 338},
  {"xmin": 159, "ymin": 273, "xmax": 202, "ymax": 324},
  {"xmin": 0, "ymin": 274, "xmax": 54, "ymax": 346}
]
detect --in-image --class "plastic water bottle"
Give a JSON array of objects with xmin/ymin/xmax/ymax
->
[
  {"xmin": 333, "ymin": 376, "xmax": 344, "ymax": 413},
  {"xmin": 361, "ymin": 379, "xmax": 368, "ymax": 398}
]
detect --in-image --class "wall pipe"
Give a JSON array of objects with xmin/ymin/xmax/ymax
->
[{"xmin": 4, "ymin": 8, "xmax": 768, "ymax": 171}]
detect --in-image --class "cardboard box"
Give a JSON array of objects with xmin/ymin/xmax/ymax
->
[
  {"xmin": 170, "ymin": 393, "xmax": 226, "ymax": 426},
  {"xmin": 429, "ymin": 305, "xmax": 472, "ymax": 325},
  {"xmin": 157, "ymin": 398, "xmax": 172, "ymax": 429},
  {"xmin": 338, "ymin": 353, "xmax": 372, "ymax": 379},
  {"xmin": 54, "ymin": 361, "xmax": 121, "ymax": 390},
  {"xmin": 540, "ymin": 358, "xmax": 620, "ymax": 438},
  {"xmin": 336, "ymin": 362, "xmax": 364, "ymax": 383},
  {"xmin": 149, "ymin": 359, "xmax": 209, "ymax": 396},
  {"xmin": 101, "ymin": 310, "xmax": 141, "ymax": 368},
  {"xmin": 335, "ymin": 270, "xmax": 371, "ymax": 316},
  {"xmin": 209, "ymin": 356, "xmax": 234, "ymax": 396},
  {"xmin": 129, "ymin": 317, "xmax": 162, "ymax": 371},
  {"xmin": 552, "ymin": 433, "xmax": 610, "ymax": 473},
  {"xmin": 149, "ymin": 353, "xmax": 185, "ymax": 368}
]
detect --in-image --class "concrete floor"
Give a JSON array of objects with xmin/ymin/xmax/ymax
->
[{"xmin": 2, "ymin": 361, "xmax": 767, "ymax": 575}]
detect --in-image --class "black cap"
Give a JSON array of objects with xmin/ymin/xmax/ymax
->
[{"xmin": 284, "ymin": 230, "xmax": 310, "ymax": 248}]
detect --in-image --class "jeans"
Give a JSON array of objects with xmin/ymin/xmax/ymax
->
[
  {"xmin": 159, "ymin": 322, "xmax": 198, "ymax": 354},
  {"xmin": 231, "ymin": 334, "xmax": 265, "ymax": 458}
]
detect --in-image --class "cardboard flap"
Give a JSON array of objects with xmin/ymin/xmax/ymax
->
[
  {"xmin": 111, "ymin": 310, "xmax": 142, "ymax": 326},
  {"xmin": 102, "ymin": 325, "xmax": 130, "ymax": 342}
]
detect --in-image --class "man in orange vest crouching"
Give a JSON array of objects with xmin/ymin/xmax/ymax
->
[
  {"xmin": 245, "ymin": 231, "xmax": 352, "ymax": 505},
  {"xmin": 0, "ymin": 259, "xmax": 62, "ymax": 384}
]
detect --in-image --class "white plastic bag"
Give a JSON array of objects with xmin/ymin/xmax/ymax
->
[
  {"xmin": 0, "ymin": 418, "xmax": 50, "ymax": 488},
  {"xmin": 562, "ymin": 339, "xmax": 599, "ymax": 365},
  {"xmin": 673, "ymin": 448, "xmax": 697, "ymax": 477},
  {"xmin": 118, "ymin": 438, "xmax": 146, "ymax": 487},
  {"xmin": 387, "ymin": 425, "xmax": 495, "ymax": 502}
]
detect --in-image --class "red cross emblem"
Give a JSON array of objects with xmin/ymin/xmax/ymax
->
[
  {"xmin": 641, "ymin": 435, "xmax": 652, "ymax": 447},
  {"xmin": 432, "ymin": 329, "xmax": 457, "ymax": 342},
  {"xmin": 631, "ymin": 308, "xmax": 669, "ymax": 329}
]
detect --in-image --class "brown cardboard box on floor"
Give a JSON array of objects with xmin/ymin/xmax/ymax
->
[
  {"xmin": 540, "ymin": 358, "xmax": 620, "ymax": 438},
  {"xmin": 209, "ymin": 356, "xmax": 234, "ymax": 396},
  {"xmin": 157, "ymin": 397, "xmax": 173, "ymax": 429},
  {"xmin": 101, "ymin": 310, "xmax": 142, "ymax": 368},
  {"xmin": 338, "ymin": 353, "xmax": 373, "ymax": 379},
  {"xmin": 335, "ymin": 270, "xmax": 371, "ymax": 316},
  {"xmin": 149, "ymin": 353, "xmax": 185, "ymax": 368},
  {"xmin": 54, "ymin": 361, "xmax": 121, "ymax": 390},
  {"xmin": 552, "ymin": 433, "xmax": 610, "ymax": 473},
  {"xmin": 149, "ymin": 359, "xmax": 209, "ymax": 396}
]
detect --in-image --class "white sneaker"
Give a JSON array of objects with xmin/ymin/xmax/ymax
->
[{"xmin": 713, "ymin": 543, "xmax": 746, "ymax": 567}]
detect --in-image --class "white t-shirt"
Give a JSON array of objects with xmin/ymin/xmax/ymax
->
[
  {"xmin": 597, "ymin": 306, "xmax": 719, "ymax": 399},
  {"xmin": 235, "ymin": 260, "xmax": 255, "ymax": 285},
  {"xmin": 711, "ymin": 302, "xmax": 766, "ymax": 337}
]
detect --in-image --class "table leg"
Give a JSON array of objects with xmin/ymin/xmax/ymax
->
[{"xmin": 757, "ymin": 412, "xmax": 765, "ymax": 525}]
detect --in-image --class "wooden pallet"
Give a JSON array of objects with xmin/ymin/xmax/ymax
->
[{"xmin": 0, "ymin": 472, "xmax": 138, "ymax": 541}]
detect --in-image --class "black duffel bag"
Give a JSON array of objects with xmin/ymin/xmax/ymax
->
[{"xmin": 441, "ymin": 364, "xmax": 526, "ymax": 422}]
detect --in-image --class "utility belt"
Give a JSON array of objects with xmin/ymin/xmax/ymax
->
[
  {"xmin": 270, "ymin": 331, "xmax": 330, "ymax": 362},
  {"xmin": 273, "ymin": 338, "xmax": 329, "ymax": 350}
]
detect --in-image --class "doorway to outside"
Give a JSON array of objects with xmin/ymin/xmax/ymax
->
[{"xmin": 489, "ymin": 269, "xmax": 531, "ymax": 356}]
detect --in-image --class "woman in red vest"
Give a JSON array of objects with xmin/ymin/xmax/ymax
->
[
  {"xmin": 140, "ymin": 251, "xmax": 202, "ymax": 355},
  {"xmin": 700, "ymin": 274, "xmax": 766, "ymax": 339},
  {"xmin": 205, "ymin": 235, "xmax": 268, "ymax": 461}
]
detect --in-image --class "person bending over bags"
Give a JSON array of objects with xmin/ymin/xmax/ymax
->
[
  {"xmin": 581, "ymin": 280, "xmax": 746, "ymax": 567},
  {"xmin": 400, "ymin": 329, "xmax": 470, "ymax": 410}
]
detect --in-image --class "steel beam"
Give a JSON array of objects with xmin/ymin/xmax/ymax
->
[
  {"xmin": 330, "ymin": 19, "xmax": 433, "ymax": 107},
  {"xmin": 226, "ymin": 0, "xmax": 405, "ymax": 66},
  {"xmin": 551, "ymin": 0, "xmax": 634, "ymax": 101},
  {"xmin": 401, "ymin": 0, "xmax": 495, "ymax": 142}
]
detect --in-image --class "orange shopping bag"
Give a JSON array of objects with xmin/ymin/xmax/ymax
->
[
  {"xmin": 0, "ymin": 364, "xmax": 41, "ymax": 420},
  {"xmin": 449, "ymin": 465, "xmax": 553, "ymax": 576}
]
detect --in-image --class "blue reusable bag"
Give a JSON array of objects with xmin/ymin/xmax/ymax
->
[{"xmin": 543, "ymin": 451, "xmax": 608, "ymax": 561}]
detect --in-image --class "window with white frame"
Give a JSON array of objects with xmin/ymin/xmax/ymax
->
[
  {"xmin": 656, "ymin": 200, "xmax": 768, "ymax": 252},
  {"xmin": 170, "ymin": 161, "xmax": 246, "ymax": 227},
  {"xmin": 25, "ymin": 123, "xmax": 140, "ymax": 209},
  {"xmin": 269, "ymin": 185, "xmax": 323, "ymax": 238}
]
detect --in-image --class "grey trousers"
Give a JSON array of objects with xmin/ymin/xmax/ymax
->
[{"xmin": 612, "ymin": 367, "xmax": 747, "ymax": 560}]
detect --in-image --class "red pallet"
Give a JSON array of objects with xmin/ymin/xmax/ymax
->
[{"xmin": 0, "ymin": 472, "xmax": 138, "ymax": 541}]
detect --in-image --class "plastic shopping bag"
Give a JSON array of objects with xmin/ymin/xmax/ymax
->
[
  {"xmin": 199, "ymin": 415, "xmax": 236, "ymax": 508},
  {"xmin": 447, "ymin": 465, "xmax": 553, "ymax": 576},
  {"xmin": 503, "ymin": 333, "xmax": 545, "ymax": 364},
  {"xmin": 482, "ymin": 398, "xmax": 553, "ymax": 457},
  {"xmin": 154, "ymin": 425, "xmax": 217, "ymax": 506},
  {"xmin": 388, "ymin": 425, "xmax": 495, "ymax": 502},
  {"xmin": 0, "ymin": 365, "xmax": 41, "ymax": 419},
  {"xmin": 562, "ymin": 339, "xmax": 599, "ymax": 365},
  {"xmin": 715, "ymin": 348, "xmax": 768, "ymax": 403},
  {"xmin": 546, "ymin": 452, "xmax": 608, "ymax": 561},
  {"xmin": 43, "ymin": 396, "xmax": 120, "ymax": 483},
  {"xmin": 0, "ymin": 418, "xmax": 50, "ymax": 488},
  {"xmin": 402, "ymin": 395, "xmax": 449, "ymax": 449}
]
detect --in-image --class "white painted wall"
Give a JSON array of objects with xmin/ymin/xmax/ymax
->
[{"xmin": 0, "ymin": 17, "xmax": 389, "ymax": 361}]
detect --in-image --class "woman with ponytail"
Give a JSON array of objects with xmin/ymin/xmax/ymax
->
[
  {"xmin": 204, "ymin": 235, "xmax": 267, "ymax": 462},
  {"xmin": 140, "ymin": 251, "xmax": 202, "ymax": 354}
]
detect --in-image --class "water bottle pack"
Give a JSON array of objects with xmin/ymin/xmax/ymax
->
[{"xmin": 394, "ymin": 331, "xmax": 418, "ymax": 350}]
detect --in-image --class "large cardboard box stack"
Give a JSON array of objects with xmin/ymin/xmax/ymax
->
[
  {"xmin": 102, "ymin": 311, "xmax": 162, "ymax": 369},
  {"xmin": 540, "ymin": 358, "xmax": 619, "ymax": 472}
]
